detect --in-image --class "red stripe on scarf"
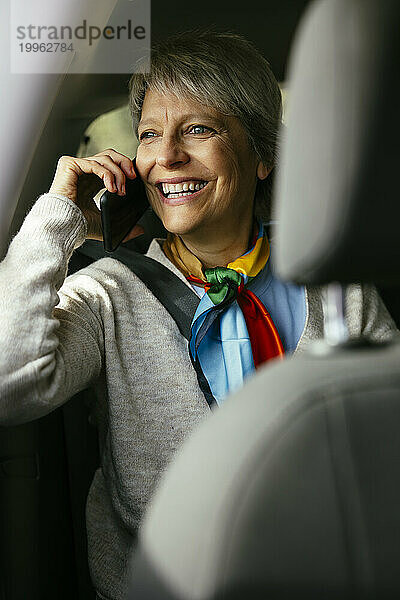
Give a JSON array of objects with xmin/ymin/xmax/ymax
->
[{"xmin": 237, "ymin": 289, "xmax": 284, "ymax": 367}]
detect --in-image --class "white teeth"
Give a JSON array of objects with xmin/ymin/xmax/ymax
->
[
  {"xmin": 168, "ymin": 191, "xmax": 193, "ymax": 198},
  {"xmin": 160, "ymin": 180, "xmax": 208, "ymax": 197}
]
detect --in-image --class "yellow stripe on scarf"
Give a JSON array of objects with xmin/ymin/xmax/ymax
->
[
  {"xmin": 163, "ymin": 226, "xmax": 270, "ymax": 282},
  {"xmin": 227, "ymin": 235, "xmax": 270, "ymax": 278}
]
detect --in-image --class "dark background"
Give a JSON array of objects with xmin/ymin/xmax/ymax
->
[{"xmin": 151, "ymin": 0, "xmax": 311, "ymax": 80}]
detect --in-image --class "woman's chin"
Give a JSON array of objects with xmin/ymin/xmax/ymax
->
[
  {"xmin": 163, "ymin": 221, "xmax": 197, "ymax": 237},
  {"xmin": 160, "ymin": 211, "xmax": 202, "ymax": 237}
]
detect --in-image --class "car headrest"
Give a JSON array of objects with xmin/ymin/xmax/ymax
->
[{"xmin": 274, "ymin": 0, "xmax": 400, "ymax": 285}]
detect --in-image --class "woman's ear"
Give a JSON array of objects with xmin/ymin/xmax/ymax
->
[{"xmin": 257, "ymin": 162, "xmax": 272, "ymax": 180}]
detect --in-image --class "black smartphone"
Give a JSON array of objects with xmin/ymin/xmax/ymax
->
[{"xmin": 100, "ymin": 158, "xmax": 149, "ymax": 252}]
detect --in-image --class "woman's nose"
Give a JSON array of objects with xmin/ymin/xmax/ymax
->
[{"xmin": 156, "ymin": 136, "xmax": 189, "ymax": 169}]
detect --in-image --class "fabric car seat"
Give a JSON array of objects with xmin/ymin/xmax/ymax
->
[{"xmin": 127, "ymin": 1, "xmax": 400, "ymax": 598}]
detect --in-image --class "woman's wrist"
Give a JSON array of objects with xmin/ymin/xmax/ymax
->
[{"xmin": 31, "ymin": 193, "xmax": 88, "ymax": 250}]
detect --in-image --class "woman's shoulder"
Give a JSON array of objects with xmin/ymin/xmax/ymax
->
[
  {"xmin": 61, "ymin": 255, "xmax": 150, "ymax": 304},
  {"xmin": 61, "ymin": 238, "xmax": 193, "ymax": 306}
]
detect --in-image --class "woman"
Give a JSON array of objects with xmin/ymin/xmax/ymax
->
[{"xmin": 0, "ymin": 31, "xmax": 396, "ymax": 600}]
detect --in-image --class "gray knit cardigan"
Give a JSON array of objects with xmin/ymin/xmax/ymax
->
[{"xmin": 0, "ymin": 194, "xmax": 397, "ymax": 600}]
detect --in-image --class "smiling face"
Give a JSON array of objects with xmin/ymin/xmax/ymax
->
[{"xmin": 136, "ymin": 90, "xmax": 267, "ymax": 247}]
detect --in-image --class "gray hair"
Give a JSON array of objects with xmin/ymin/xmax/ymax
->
[{"xmin": 129, "ymin": 30, "xmax": 282, "ymax": 220}]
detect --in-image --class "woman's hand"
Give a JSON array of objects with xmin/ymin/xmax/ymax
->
[{"xmin": 49, "ymin": 149, "xmax": 143, "ymax": 241}]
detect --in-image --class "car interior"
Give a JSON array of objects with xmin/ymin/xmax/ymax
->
[{"xmin": 1, "ymin": 1, "xmax": 400, "ymax": 599}]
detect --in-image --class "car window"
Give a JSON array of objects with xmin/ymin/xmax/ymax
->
[{"xmin": 76, "ymin": 104, "xmax": 138, "ymax": 158}]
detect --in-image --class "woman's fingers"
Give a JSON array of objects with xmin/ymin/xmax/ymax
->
[
  {"xmin": 93, "ymin": 149, "xmax": 136, "ymax": 181},
  {"xmin": 74, "ymin": 158, "xmax": 118, "ymax": 194},
  {"xmin": 89, "ymin": 155, "xmax": 129, "ymax": 195},
  {"xmin": 86, "ymin": 149, "xmax": 137, "ymax": 195}
]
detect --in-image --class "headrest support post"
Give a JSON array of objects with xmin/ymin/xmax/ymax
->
[{"xmin": 323, "ymin": 283, "xmax": 349, "ymax": 346}]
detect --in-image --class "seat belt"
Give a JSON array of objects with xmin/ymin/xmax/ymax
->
[{"xmin": 76, "ymin": 242, "xmax": 200, "ymax": 341}]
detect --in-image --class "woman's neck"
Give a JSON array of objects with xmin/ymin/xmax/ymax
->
[{"xmin": 180, "ymin": 214, "xmax": 254, "ymax": 268}]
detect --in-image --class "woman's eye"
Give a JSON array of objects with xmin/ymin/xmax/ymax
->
[
  {"xmin": 139, "ymin": 131, "xmax": 157, "ymax": 141},
  {"xmin": 188, "ymin": 125, "xmax": 214, "ymax": 135}
]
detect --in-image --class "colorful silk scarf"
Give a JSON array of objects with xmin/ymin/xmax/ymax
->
[{"xmin": 163, "ymin": 224, "xmax": 284, "ymax": 405}]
